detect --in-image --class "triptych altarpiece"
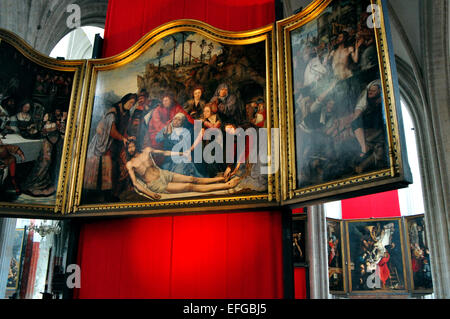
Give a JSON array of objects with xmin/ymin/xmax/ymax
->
[{"xmin": 0, "ymin": 0, "xmax": 411, "ymax": 218}]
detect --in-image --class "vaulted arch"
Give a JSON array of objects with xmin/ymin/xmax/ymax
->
[
  {"xmin": 0, "ymin": 0, "xmax": 108, "ymax": 56},
  {"xmin": 36, "ymin": 0, "xmax": 108, "ymax": 55}
]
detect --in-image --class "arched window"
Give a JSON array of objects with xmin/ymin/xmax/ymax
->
[
  {"xmin": 323, "ymin": 95, "xmax": 432, "ymax": 296},
  {"xmin": 324, "ymin": 97, "xmax": 426, "ymax": 219},
  {"xmin": 397, "ymin": 99, "xmax": 425, "ymax": 216},
  {"xmin": 50, "ymin": 26, "xmax": 104, "ymax": 60}
]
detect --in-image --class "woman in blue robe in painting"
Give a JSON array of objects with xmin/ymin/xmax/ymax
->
[{"xmin": 155, "ymin": 112, "xmax": 206, "ymax": 178}]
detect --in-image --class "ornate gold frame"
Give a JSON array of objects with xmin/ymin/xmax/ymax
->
[
  {"xmin": 2, "ymin": 3, "xmax": 409, "ymax": 217},
  {"xmin": 345, "ymin": 218, "xmax": 408, "ymax": 293},
  {"xmin": 69, "ymin": 19, "xmax": 279, "ymax": 216},
  {"xmin": 0, "ymin": 29, "xmax": 86, "ymax": 217},
  {"xmin": 277, "ymin": 0, "xmax": 411, "ymax": 205}
]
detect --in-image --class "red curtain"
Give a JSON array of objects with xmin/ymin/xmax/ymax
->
[
  {"xmin": 341, "ymin": 190, "xmax": 401, "ymax": 219},
  {"xmin": 75, "ymin": 211, "xmax": 283, "ymax": 299},
  {"xmin": 75, "ymin": 0, "xmax": 283, "ymax": 299},
  {"xmin": 102, "ymin": 0, "xmax": 275, "ymax": 57},
  {"xmin": 294, "ymin": 267, "xmax": 307, "ymax": 299}
]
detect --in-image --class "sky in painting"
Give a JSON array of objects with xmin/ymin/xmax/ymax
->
[{"xmin": 95, "ymin": 32, "xmax": 223, "ymax": 98}]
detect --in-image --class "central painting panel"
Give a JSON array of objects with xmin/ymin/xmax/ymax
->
[{"xmin": 74, "ymin": 22, "xmax": 277, "ymax": 214}]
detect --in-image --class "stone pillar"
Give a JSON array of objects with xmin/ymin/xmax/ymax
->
[
  {"xmin": 0, "ymin": 218, "xmax": 17, "ymax": 299},
  {"xmin": 420, "ymin": 0, "xmax": 450, "ymax": 299},
  {"xmin": 307, "ymin": 204, "xmax": 329, "ymax": 299}
]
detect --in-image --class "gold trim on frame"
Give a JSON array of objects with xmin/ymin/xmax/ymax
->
[
  {"xmin": 0, "ymin": 28, "xmax": 86, "ymax": 216},
  {"xmin": 69, "ymin": 19, "xmax": 278, "ymax": 216},
  {"xmin": 276, "ymin": 0, "xmax": 409, "ymax": 205}
]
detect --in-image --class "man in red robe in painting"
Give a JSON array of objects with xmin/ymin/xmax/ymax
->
[
  {"xmin": 251, "ymin": 98, "xmax": 267, "ymax": 128},
  {"xmin": 328, "ymin": 238, "xmax": 337, "ymax": 266},
  {"xmin": 377, "ymin": 251, "xmax": 390, "ymax": 289},
  {"xmin": 146, "ymin": 94, "xmax": 193, "ymax": 149},
  {"xmin": 145, "ymin": 93, "xmax": 193, "ymax": 165}
]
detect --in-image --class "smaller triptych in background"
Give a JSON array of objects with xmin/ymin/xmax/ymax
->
[{"xmin": 321, "ymin": 216, "xmax": 434, "ymax": 296}]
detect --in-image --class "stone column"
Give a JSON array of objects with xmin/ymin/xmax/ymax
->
[
  {"xmin": 0, "ymin": 218, "xmax": 17, "ymax": 299},
  {"xmin": 307, "ymin": 204, "xmax": 329, "ymax": 299},
  {"xmin": 419, "ymin": 0, "xmax": 450, "ymax": 299}
]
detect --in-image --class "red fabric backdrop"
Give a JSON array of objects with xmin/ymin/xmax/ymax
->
[
  {"xmin": 294, "ymin": 267, "xmax": 307, "ymax": 299},
  {"xmin": 341, "ymin": 190, "xmax": 401, "ymax": 220},
  {"xmin": 75, "ymin": 0, "xmax": 284, "ymax": 299},
  {"xmin": 102, "ymin": 0, "xmax": 275, "ymax": 57},
  {"xmin": 75, "ymin": 212, "xmax": 283, "ymax": 299}
]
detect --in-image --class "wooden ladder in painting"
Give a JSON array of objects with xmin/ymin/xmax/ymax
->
[{"xmin": 388, "ymin": 266, "xmax": 400, "ymax": 289}]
